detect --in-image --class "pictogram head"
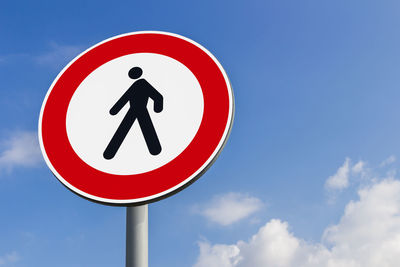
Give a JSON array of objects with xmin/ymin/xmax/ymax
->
[{"xmin": 128, "ymin": 67, "xmax": 143, "ymax": 79}]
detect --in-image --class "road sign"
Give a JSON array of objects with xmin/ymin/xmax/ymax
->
[{"xmin": 39, "ymin": 31, "xmax": 234, "ymax": 205}]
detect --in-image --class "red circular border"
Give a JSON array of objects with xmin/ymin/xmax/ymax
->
[{"xmin": 40, "ymin": 32, "xmax": 231, "ymax": 203}]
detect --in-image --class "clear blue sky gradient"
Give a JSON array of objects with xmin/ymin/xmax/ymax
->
[{"xmin": 1, "ymin": 1, "xmax": 400, "ymax": 266}]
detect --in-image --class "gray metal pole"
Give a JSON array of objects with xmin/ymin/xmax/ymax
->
[{"xmin": 126, "ymin": 205, "xmax": 148, "ymax": 267}]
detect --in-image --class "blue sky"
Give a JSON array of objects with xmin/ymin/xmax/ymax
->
[{"xmin": 1, "ymin": 1, "xmax": 400, "ymax": 266}]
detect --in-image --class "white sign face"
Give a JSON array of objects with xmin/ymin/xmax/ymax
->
[{"xmin": 66, "ymin": 53, "xmax": 204, "ymax": 175}]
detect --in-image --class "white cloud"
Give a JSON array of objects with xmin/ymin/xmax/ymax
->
[
  {"xmin": 325, "ymin": 159, "xmax": 368, "ymax": 192},
  {"xmin": 0, "ymin": 131, "xmax": 42, "ymax": 172},
  {"xmin": 35, "ymin": 42, "xmax": 84, "ymax": 69},
  {"xmin": 0, "ymin": 251, "xmax": 19, "ymax": 265},
  {"xmin": 195, "ymin": 242, "xmax": 241, "ymax": 267},
  {"xmin": 194, "ymin": 178, "xmax": 400, "ymax": 267},
  {"xmin": 325, "ymin": 158, "xmax": 351, "ymax": 190},
  {"xmin": 196, "ymin": 193, "xmax": 263, "ymax": 226},
  {"xmin": 380, "ymin": 155, "xmax": 396, "ymax": 167}
]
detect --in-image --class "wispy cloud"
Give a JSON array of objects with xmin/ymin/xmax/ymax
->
[
  {"xmin": 0, "ymin": 53, "xmax": 28, "ymax": 64},
  {"xmin": 0, "ymin": 131, "xmax": 42, "ymax": 173},
  {"xmin": 0, "ymin": 42, "xmax": 84, "ymax": 69},
  {"xmin": 194, "ymin": 193, "xmax": 263, "ymax": 226},
  {"xmin": 380, "ymin": 155, "xmax": 396, "ymax": 167},
  {"xmin": 325, "ymin": 158, "xmax": 351, "ymax": 190},
  {"xmin": 194, "ymin": 167, "xmax": 400, "ymax": 267},
  {"xmin": 0, "ymin": 251, "xmax": 19, "ymax": 265},
  {"xmin": 34, "ymin": 42, "xmax": 84, "ymax": 69},
  {"xmin": 351, "ymin": 160, "xmax": 365, "ymax": 174}
]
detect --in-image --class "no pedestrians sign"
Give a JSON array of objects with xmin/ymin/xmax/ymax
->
[{"xmin": 39, "ymin": 31, "xmax": 234, "ymax": 205}]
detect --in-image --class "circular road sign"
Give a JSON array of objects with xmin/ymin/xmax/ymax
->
[{"xmin": 39, "ymin": 31, "xmax": 234, "ymax": 205}]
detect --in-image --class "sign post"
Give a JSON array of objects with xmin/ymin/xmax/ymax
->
[
  {"xmin": 39, "ymin": 31, "xmax": 234, "ymax": 265},
  {"xmin": 126, "ymin": 205, "xmax": 148, "ymax": 267}
]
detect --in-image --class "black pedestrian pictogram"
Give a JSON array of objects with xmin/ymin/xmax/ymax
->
[{"xmin": 103, "ymin": 67, "xmax": 163, "ymax": 160}]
